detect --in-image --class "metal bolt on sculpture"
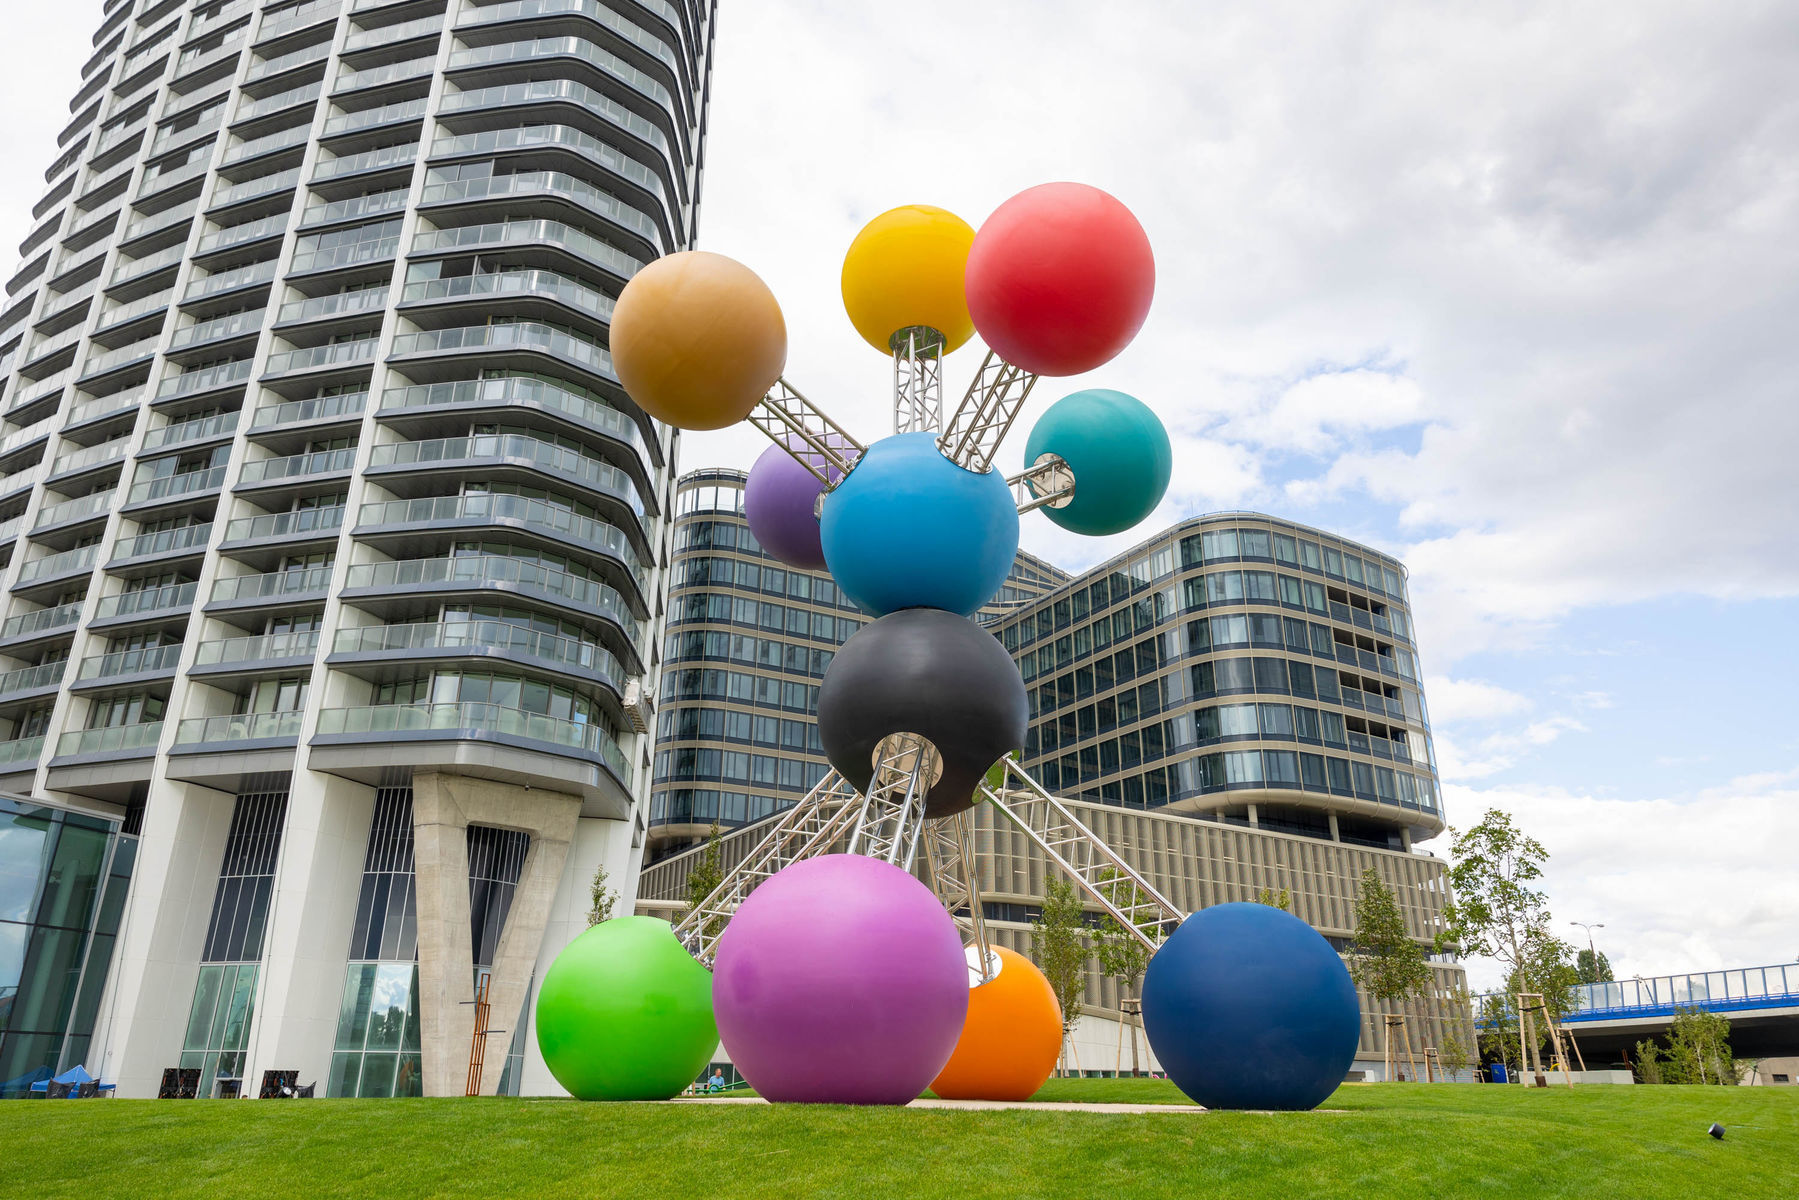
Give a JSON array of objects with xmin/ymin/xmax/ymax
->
[{"xmin": 535, "ymin": 183, "xmax": 1363, "ymax": 1110}]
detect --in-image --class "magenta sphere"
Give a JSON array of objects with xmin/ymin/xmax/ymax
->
[
  {"xmin": 712, "ymin": 854, "xmax": 968, "ymax": 1105},
  {"xmin": 743, "ymin": 436, "xmax": 854, "ymax": 570}
]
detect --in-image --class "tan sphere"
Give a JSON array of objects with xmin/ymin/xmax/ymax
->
[{"xmin": 610, "ymin": 251, "xmax": 788, "ymax": 431}]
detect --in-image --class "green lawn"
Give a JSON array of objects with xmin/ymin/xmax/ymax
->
[{"xmin": 3, "ymin": 1081, "xmax": 1793, "ymax": 1199}]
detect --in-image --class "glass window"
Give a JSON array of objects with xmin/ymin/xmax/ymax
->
[
  {"xmin": 1201, "ymin": 530, "xmax": 1239, "ymax": 560},
  {"xmin": 1264, "ymin": 750, "xmax": 1299, "ymax": 786},
  {"xmin": 1345, "ymin": 556, "xmax": 1364, "ymax": 585},
  {"xmin": 1239, "ymin": 530, "xmax": 1271, "ymax": 560},
  {"xmin": 1258, "ymin": 704, "xmax": 1294, "ymax": 738},
  {"xmin": 1326, "ymin": 757, "xmax": 1352, "ymax": 792},
  {"xmin": 1293, "ymin": 707, "xmax": 1320, "ymax": 741},
  {"xmin": 1320, "ymin": 711, "xmax": 1347, "ymax": 747},
  {"xmin": 1299, "ymin": 540, "xmax": 1321, "ymax": 570},
  {"xmin": 1273, "ymin": 534, "xmax": 1298, "ymax": 566},
  {"xmin": 1217, "ymin": 704, "xmax": 1257, "ymax": 737},
  {"xmin": 1279, "ymin": 576, "xmax": 1304, "ymax": 607}
]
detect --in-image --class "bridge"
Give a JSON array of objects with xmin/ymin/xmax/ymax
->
[{"xmin": 1556, "ymin": 964, "xmax": 1799, "ymax": 1061}]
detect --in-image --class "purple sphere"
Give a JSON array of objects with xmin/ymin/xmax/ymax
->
[
  {"xmin": 743, "ymin": 436, "xmax": 853, "ymax": 569},
  {"xmin": 712, "ymin": 854, "xmax": 968, "ymax": 1105}
]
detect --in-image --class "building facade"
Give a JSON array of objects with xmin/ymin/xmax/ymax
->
[
  {"xmin": 649, "ymin": 467, "xmax": 1065, "ymax": 863},
  {"xmin": 642, "ymin": 508, "xmax": 1469, "ymax": 1072},
  {"xmin": 0, "ymin": 0, "xmax": 714, "ymax": 1097}
]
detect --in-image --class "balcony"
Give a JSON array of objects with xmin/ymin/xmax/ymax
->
[
  {"xmin": 320, "ymin": 97, "xmax": 427, "ymax": 139},
  {"xmin": 211, "ymin": 168, "xmax": 303, "ymax": 211},
  {"xmin": 208, "ymin": 564, "xmax": 333, "ymax": 608},
  {"xmin": 263, "ymin": 338, "xmax": 379, "ymax": 377},
  {"xmin": 141, "ymin": 410, "xmax": 239, "ymax": 452},
  {"xmin": 237, "ymin": 446, "xmax": 357, "ymax": 486},
  {"xmin": 257, "ymin": 0, "xmax": 342, "ymax": 45},
  {"xmin": 154, "ymin": 359, "xmax": 254, "ymax": 402},
  {"xmin": 275, "ymin": 287, "xmax": 389, "ymax": 326},
  {"xmin": 409, "ymin": 219, "xmax": 640, "ymax": 286},
  {"xmin": 329, "ymin": 620, "xmax": 626, "ymax": 692},
  {"xmin": 299, "ymin": 188, "xmax": 407, "ymax": 229},
  {"xmin": 0, "ymin": 602, "xmax": 83, "ymax": 643},
  {"xmin": 64, "ymin": 390, "xmax": 145, "ymax": 434},
  {"xmin": 446, "ymin": 40, "xmax": 677, "ymax": 138},
  {"xmin": 91, "ymin": 581, "xmax": 199, "ymax": 624},
  {"xmin": 244, "ymin": 41, "xmax": 333, "ymax": 85},
  {"xmin": 49, "ymin": 437, "xmax": 130, "ymax": 480},
  {"xmin": 33, "ymin": 489, "xmax": 116, "ymax": 532},
  {"xmin": 191, "ymin": 628, "xmax": 319, "ymax": 670},
  {"xmin": 366, "ymin": 434, "xmax": 644, "ymax": 519},
  {"xmin": 400, "ymin": 266, "xmax": 611, "ymax": 324},
  {"xmin": 54, "ymin": 720, "xmax": 163, "ymax": 760},
  {"xmin": 459, "ymin": 0, "xmax": 684, "ymax": 84},
  {"xmin": 93, "ymin": 290, "xmax": 173, "ymax": 336},
  {"xmin": 195, "ymin": 214, "xmax": 287, "ymax": 257},
  {"xmin": 221, "ymin": 505, "xmax": 345, "ymax": 546},
  {"xmin": 126, "ymin": 465, "xmax": 227, "ymax": 506},
  {"xmin": 288, "ymin": 237, "xmax": 399, "ymax": 275},
  {"xmin": 354, "ymin": 493, "xmax": 643, "ymax": 591},
  {"xmin": 343, "ymin": 14, "xmax": 444, "ymax": 52},
  {"xmin": 0, "ymin": 735, "xmax": 45, "ymax": 774},
  {"xmin": 173, "ymin": 709, "xmax": 304, "ymax": 747},
  {"xmin": 250, "ymin": 390, "xmax": 368, "ymax": 431},
  {"xmin": 182, "ymin": 260, "xmax": 278, "ymax": 303},
  {"xmin": 0, "ymin": 660, "xmax": 69, "ymax": 702},
  {"xmin": 311, "ymin": 142, "xmax": 418, "ymax": 183},
  {"xmin": 334, "ymin": 55, "xmax": 435, "ymax": 94},
  {"xmin": 169, "ymin": 308, "xmax": 266, "ymax": 352},
  {"xmin": 75, "ymin": 642, "xmax": 182, "ymax": 686},
  {"xmin": 425, "ymin": 136, "xmax": 666, "ymax": 247},
  {"xmin": 16, "ymin": 544, "xmax": 100, "ymax": 587},
  {"xmin": 341, "ymin": 554, "xmax": 640, "ymax": 644},
  {"xmin": 109, "ymin": 521, "xmax": 213, "ymax": 564},
  {"xmin": 235, "ymin": 81, "xmax": 322, "ymax": 125}
]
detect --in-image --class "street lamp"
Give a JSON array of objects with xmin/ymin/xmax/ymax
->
[{"xmin": 1569, "ymin": 921, "xmax": 1605, "ymax": 960}]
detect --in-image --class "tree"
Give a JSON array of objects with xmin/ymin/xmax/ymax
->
[
  {"xmin": 1254, "ymin": 887, "xmax": 1291, "ymax": 911},
  {"xmin": 1633, "ymin": 1039, "xmax": 1665, "ymax": 1085},
  {"xmin": 1575, "ymin": 948, "xmax": 1614, "ymax": 985},
  {"xmin": 683, "ymin": 822, "xmax": 726, "ymax": 941},
  {"xmin": 1665, "ymin": 1008, "xmax": 1737, "ymax": 1085},
  {"xmin": 585, "ymin": 863, "xmax": 617, "ymax": 927},
  {"xmin": 1438, "ymin": 1029, "xmax": 1473, "ymax": 1081},
  {"xmin": 1478, "ymin": 991, "xmax": 1521, "ymax": 1078},
  {"xmin": 1348, "ymin": 868, "xmax": 1433, "ymax": 1080},
  {"xmin": 1094, "ymin": 869, "xmax": 1155, "ymax": 1077},
  {"xmin": 1031, "ymin": 876, "xmax": 1090, "ymax": 1077}
]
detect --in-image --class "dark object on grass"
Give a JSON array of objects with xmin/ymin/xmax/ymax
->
[
  {"xmin": 1708, "ymin": 1123, "xmax": 1725, "ymax": 1140},
  {"xmin": 259, "ymin": 1069, "xmax": 299, "ymax": 1099},
  {"xmin": 157, "ymin": 1067, "xmax": 200, "ymax": 1099}
]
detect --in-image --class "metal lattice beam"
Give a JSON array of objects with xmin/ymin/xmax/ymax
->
[
  {"xmin": 841, "ymin": 734, "xmax": 935, "ymax": 870},
  {"xmin": 980, "ymin": 758, "xmax": 1185, "ymax": 951},
  {"xmin": 935, "ymin": 350, "xmax": 1039, "ymax": 474},
  {"xmin": 745, "ymin": 377, "xmax": 865, "ymax": 486},
  {"xmin": 892, "ymin": 327, "xmax": 945, "ymax": 435},
  {"xmin": 1007, "ymin": 453, "xmax": 1075, "ymax": 515},
  {"xmin": 923, "ymin": 808, "xmax": 996, "ymax": 984},
  {"xmin": 672, "ymin": 770, "xmax": 862, "ymax": 965}
]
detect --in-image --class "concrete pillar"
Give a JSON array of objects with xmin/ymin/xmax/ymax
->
[{"xmin": 411, "ymin": 772, "xmax": 580, "ymax": 1098}]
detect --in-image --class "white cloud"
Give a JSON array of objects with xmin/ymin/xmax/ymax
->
[
  {"xmin": 1423, "ymin": 675, "xmax": 1533, "ymax": 724},
  {"xmin": 1444, "ymin": 771, "xmax": 1799, "ymax": 990},
  {"xmin": 1222, "ymin": 368, "xmax": 1431, "ymax": 456}
]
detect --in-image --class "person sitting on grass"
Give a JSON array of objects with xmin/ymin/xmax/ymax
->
[{"xmin": 708, "ymin": 1069, "xmax": 725, "ymax": 1091}]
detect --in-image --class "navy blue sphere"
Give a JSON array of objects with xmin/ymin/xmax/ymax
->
[
  {"xmin": 1141, "ymin": 902, "xmax": 1360, "ymax": 1111},
  {"xmin": 819, "ymin": 432, "xmax": 1019, "ymax": 618}
]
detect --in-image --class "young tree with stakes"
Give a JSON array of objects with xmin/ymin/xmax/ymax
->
[
  {"xmin": 1348, "ymin": 867, "xmax": 1434, "ymax": 1081},
  {"xmin": 586, "ymin": 863, "xmax": 617, "ymax": 927},
  {"xmin": 1032, "ymin": 876, "xmax": 1091, "ymax": 1078},
  {"xmin": 1094, "ymin": 868, "xmax": 1156, "ymax": 1077}
]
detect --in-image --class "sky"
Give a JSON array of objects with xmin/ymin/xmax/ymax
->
[{"xmin": 6, "ymin": 1, "xmax": 1797, "ymax": 989}]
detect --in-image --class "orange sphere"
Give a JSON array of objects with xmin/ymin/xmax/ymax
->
[
  {"xmin": 609, "ymin": 251, "xmax": 787, "ymax": 431},
  {"xmin": 930, "ymin": 946, "xmax": 1063, "ymax": 1101}
]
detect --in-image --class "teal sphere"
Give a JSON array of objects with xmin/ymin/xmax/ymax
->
[
  {"xmin": 820, "ymin": 432, "xmax": 1019, "ymax": 617},
  {"xmin": 535, "ymin": 916, "xmax": 717, "ymax": 1100},
  {"xmin": 1022, "ymin": 389, "xmax": 1171, "ymax": 536}
]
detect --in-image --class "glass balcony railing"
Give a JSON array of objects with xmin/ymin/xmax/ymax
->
[
  {"xmin": 342, "ymin": 13, "xmax": 442, "ymax": 51},
  {"xmin": 17, "ymin": 544, "xmax": 100, "ymax": 584},
  {"xmin": 429, "ymin": 127, "xmax": 665, "ymax": 226},
  {"xmin": 109, "ymin": 242, "xmax": 185, "ymax": 285},
  {"xmin": 332, "ymin": 619, "xmax": 624, "ymax": 684},
  {"xmin": 93, "ymin": 581, "xmax": 198, "ymax": 620},
  {"xmin": 257, "ymin": 0, "xmax": 341, "ymax": 43},
  {"xmin": 169, "ymin": 308, "xmax": 266, "ymax": 351},
  {"xmin": 212, "ymin": 168, "xmax": 304, "ymax": 210},
  {"xmin": 64, "ymin": 390, "xmax": 145, "ymax": 430},
  {"xmin": 175, "ymin": 710, "xmax": 304, "ymax": 744},
  {"xmin": 1, "ymin": 602, "xmax": 83, "ymax": 640},
  {"xmin": 315, "ymin": 700, "xmax": 628, "ymax": 779},
  {"xmin": 400, "ymin": 266, "xmax": 611, "ymax": 321},
  {"xmin": 235, "ymin": 81, "xmax": 322, "ymax": 124},
  {"xmin": 195, "ymin": 214, "xmax": 288, "ymax": 256},
  {"xmin": 263, "ymin": 338, "xmax": 378, "ymax": 375},
  {"xmin": 77, "ymin": 643, "xmax": 182, "ymax": 681},
  {"xmin": 390, "ymin": 321, "xmax": 615, "ymax": 377},
  {"xmin": 80, "ymin": 338, "xmax": 161, "ymax": 378},
  {"xmin": 155, "ymin": 359, "xmax": 254, "ymax": 400},
  {"xmin": 222, "ymin": 505, "xmax": 345, "ymax": 543},
  {"xmin": 127, "ymin": 465, "xmax": 227, "ymax": 504},
  {"xmin": 0, "ymin": 660, "xmax": 68, "ymax": 696},
  {"xmin": 250, "ymin": 390, "xmax": 367, "ymax": 429},
  {"xmin": 342, "ymin": 555, "xmax": 638, "ymax": 642},
  {"xmin": 34, "ymin": 489, "xmax": 116, "ymax": 529},
  {"xmin": 355, "ymin": 494, "xmax": 641, "ymax": 585},
  {"xmin": 312, "ymin": 143, "xmax": 418, "ymax": 181},
  {"xmin": 193, "ymin": 628, "xmax": 319, "ymax": 666},
  {"xmin": 437, "ymin": 78, "xmax": 674, "ymax": 175},
  {"xmin": 0, "ymin": 418, "xmax": 56, "ymax": 456},
  {"xmin": 288, "ymin": 238, "xmax": 399, "ymax": 274},
  {"xmin": 321, "ymin": 97, "xmax": 427, "ymax": 138},
  {"xmin": 409, "ymin": 219, "xmax": 640, "ymax": 283},
  {"xmin": 460, "ymin": 0, "xmax": 681, "ymax": 80},
  {"xmin": 447, "ymin": 38, "xmax": 674, "ymax": 124},
  {"xmin": 142, "ymin": 410, "xmax": 239, "ymax": 451},
  {"xmin": 334, "ymin": 55, "xmax": 435, "ymax": 93},
  {"xmin": 56, "ymin": 721, "xmax": 163, "ymax": 758},
  {"xmin": 0, "ymin": 735, "xmax": 45, "ymax": 768},
  {"xmin": 368, "ymin": 435, "xmax": 642, "ymax": 516},
  {"xmin": 50, "ymin": 437, "xmax": 130, "ymax": 477},
  {"xmin": 299, "ymin": 188, "xmax": 406, "ymax": 228},
  {"xmin": 94, "ymin": 289, "xmax": 173, "ymax": 334},
  {"xmin": 209, "ymin": 565, "xmax": 334, "ymax": 603},
  {"xmin": 111, "ymin": 521, "xmax": 213, "ymax": 560},
  {"xmin": 238, "ymin": 446, "xmax": 356, "ymax": 484},
  {"xmin": 220, "ymin": 124, "xmax": 311, "ymax": 167},
  {"xmin": 245, "ymin": 41, "xmax": 332, "ymax": 83},
  {"xmin": 276, "ymin": 287, "xmax": 388, "ymax": 325},
  {"xmin": 183, "ymin": 260, "xmax": 279, "ymax": 302},
  {"xmin": 379, "ymin": 375, "xmax": 650, "ymax": 461}
]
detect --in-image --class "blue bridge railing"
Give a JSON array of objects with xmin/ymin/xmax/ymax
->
[{"xmin": 1565, "ymin": 963, "xmax": 1799, "ymax": 1022}]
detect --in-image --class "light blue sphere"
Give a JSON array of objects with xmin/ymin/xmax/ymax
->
[{"xmin": 820, "ymin": 432, "xmax": 1018, "ymax": 617}]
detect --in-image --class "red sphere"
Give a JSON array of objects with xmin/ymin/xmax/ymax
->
[{"xmin": 964, "ymin": 183, "xmax": 1155, "ymax": 377}]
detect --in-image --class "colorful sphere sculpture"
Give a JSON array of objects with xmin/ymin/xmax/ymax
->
[
  {"xmin": 817, "ymin": 606, "xmax": 1027, "ymax": 819},
  {"xmin": 744, "ymin": 434, "xmax": 857, "ymax": 570},
  {"xmin": 712, "ymin": 855, "xmax": 968, "ymax": 1104},
  {"xmin": 609, "ymin": 250, "xmax": 787, "ymax": 430},
  {"xmin": 1023, "ymin": 389, "xmax": 1173, "ymax": 536},
  {"xmin": 930, "ymin": 946, "xmax": 1062, "ymax": 1101},
  {"xmin": 841, "ymin": 205, "xmax": 978, "ymax": 353},
  {"xmin": 1140, "ymin": 903, "xmax": 1361, "ymax": 1110},
  {"xmin": 535, "ymin": 916, "xmax": 718, "ymax": 1101},
  {"xmin": 963, "ymin": 182, "xmax": 1155, "ymax": 377},
  {"xmin": 818, "ymin": 431, "xmax": 1019, "ymax": 618}
]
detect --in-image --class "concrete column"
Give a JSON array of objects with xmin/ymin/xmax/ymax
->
[{"xmin": 410, "ymin": 772, "xmax": 581, "ymax": 1098}]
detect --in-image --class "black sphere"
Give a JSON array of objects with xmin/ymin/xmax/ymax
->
[{"xmin": 817, "ymin": 607, "xmax": 1027, "ymax": 818}]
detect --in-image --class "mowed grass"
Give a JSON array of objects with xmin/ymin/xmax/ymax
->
[{"xmin": 2, "ymin": 1080, "xmax": 1793, "ymax": 1200}]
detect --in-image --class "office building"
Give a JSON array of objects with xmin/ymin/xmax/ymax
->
[{"xmin": 0, "ymin": 0, "xmax": 714, "ymax": 1097}]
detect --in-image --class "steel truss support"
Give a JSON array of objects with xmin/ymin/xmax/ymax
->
[
  {"xmin": 922, "ymin": 808, "xmax": 997, "ymax": 984},
  {"xmin": 979, "ymin": 758, "xmax": 1185, "ymax": 951},
  {"xmin": 1007, "ymin": 453, "xmax": 1075, "ymax": 515},
  {"xmin": 842, "ymin": 734, "xmax": 935, "ymax": 869},
  {"xmin": 672, "ymin": 770, "xmax": 862, "ymax": 965},
  {"xmin": 745, "ymin": 377, "xmax": 865, "ymax": 486},
  {"xmin": 936, "ymin": 350, "xmax": 1039, "ymax": 474},
  {"xmin": 892, "ymin": 327, "xmax": 945, "ymax": 435}
]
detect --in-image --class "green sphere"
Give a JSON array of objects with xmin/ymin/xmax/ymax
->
[
  {"xmin": 1023, "ymin": 389, "xmax": 1172, "ymax": 536},
  {"xmin": 535, "ymin": 916, "xmax": 718, "ymax": 1100}
]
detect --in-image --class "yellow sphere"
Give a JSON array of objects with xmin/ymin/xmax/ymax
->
[
  {"xmin": 610, "ymin": 251, "xmax": 787, "ymax": 431},
  {"xmin": 841, "ymin": 205, "xmax": 977, "ymax": 354}
]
